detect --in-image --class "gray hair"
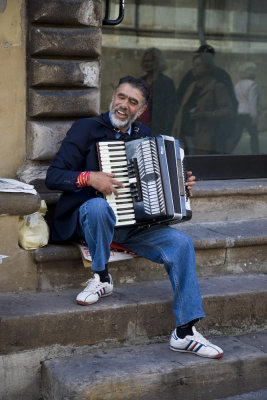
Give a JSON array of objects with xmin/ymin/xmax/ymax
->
[
  {"xmin": 239, "ymin": 62, "xmax": 256, "ymax": 80},
  {"xmin": 114, "ymin": 75, "xmax": 150, "ymax": 107},
  {"xmin": 141, "ymin": 47, "xmax": 167, "ymax": 73}
]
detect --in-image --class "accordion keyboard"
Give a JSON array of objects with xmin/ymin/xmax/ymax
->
[
  {"xmin": 97, "ymin": 141, "xmax": 137, "ymax": 226},
  {"xmin": 97, "ymin": 135, "xmax": 192, "ymax": 227}
]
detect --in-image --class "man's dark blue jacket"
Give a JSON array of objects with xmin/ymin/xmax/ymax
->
[{"xmin": 45, "ymin": 112, "xmax": 151, "ymax": 242}]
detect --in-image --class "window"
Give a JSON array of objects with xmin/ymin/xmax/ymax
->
[{"xmin": 101, "ymin": 0, "xmax": 267, "ymax": 179}]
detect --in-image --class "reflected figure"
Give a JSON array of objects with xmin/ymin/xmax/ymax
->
[
  {"xmin": 233, "ymin": 62, "xmax": 259, "ymax": 154},
  {"xmin": 175, "ymin": 44, "xmax": 238, "ymax": 114},
  {"xmin": 139, "ymin": 47, "xmax": 175, "ymax": 135},
  {"xmin": 172, "ymin": 53, "xmax": 234, "ymax": 154}
]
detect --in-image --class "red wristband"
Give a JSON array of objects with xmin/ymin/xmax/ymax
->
[{"xmin": 75, "ymin": 171, "xmax": 91, "ymax": 188}]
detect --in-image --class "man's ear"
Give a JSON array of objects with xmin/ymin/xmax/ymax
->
[{"xmin": 138, "ymin": 104, "xmax": 147, "ymax": 117}]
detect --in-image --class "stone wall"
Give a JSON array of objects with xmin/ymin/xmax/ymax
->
[
  {"xmin": 17, "ymin": 0, "xmax": 102, "ymax": 187},
  {"xmin": 0, "ymin": 0, "xmax": 26, "ymax": 177},
  {"xmin": 0, "ymin": 0, "xmax": 103, "ymax": 292}
]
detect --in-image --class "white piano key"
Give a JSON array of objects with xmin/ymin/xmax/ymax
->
[
  {"xmin": 108, "ymin": 201, "xmax": 133, "ymax": 207},
  {"xmin": 116, "ymin": 216, "xmax": 136, "ymax": 221},
  {"xmin": 116, "ymin": 220, "xmax": 136, "ymax": 226},
  {"xmin": 98, "ymin": 141, "xmax": 125, "ymax": 146},
  {"xmin": 101, "ymin": 161, "xmax": 128, "ymax": 167}
]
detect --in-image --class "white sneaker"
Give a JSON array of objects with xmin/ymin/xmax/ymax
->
[
  {"xmin": 76, "ymin": 273, "xmax": 113, "ymax": 305},
  {"xmin": 170, "ymin": 326, "xmax": 224, "ymax": 359}
]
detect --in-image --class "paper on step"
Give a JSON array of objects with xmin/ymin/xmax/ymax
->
[
  {"xmin": 0, "ymin": 255, "xmax": 9, "ymax": 264},
  {"xmin": 0, "ymin": 179, "xmax": 37, "ymax": 195},
  {"xmin": 77, "ymin": 241, "xmax": 137, "ymax": 268}
]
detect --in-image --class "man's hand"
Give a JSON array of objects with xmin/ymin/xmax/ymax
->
[
  {"xmin": 89, "ymin": 171, "xmax": 124, "ymax": 197},
  {"xmin": 185, "ymin": 171, "xmax": 196, "ymax": 197}
]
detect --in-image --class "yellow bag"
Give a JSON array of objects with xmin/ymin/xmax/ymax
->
[{"xmin": 18, "ymin": 200, "xmax": 49, "ymax": 250}]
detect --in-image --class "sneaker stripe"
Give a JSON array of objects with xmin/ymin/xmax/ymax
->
[
  {"xmin": 190, "ymin": 342, "xmax": 199, "ymax": 351},
  {"xmin": 194, "ymin": 343, "xmax": 203, "ymax": 353},
  {"xmin": 185, "ymin": 340, "xmax": 193, "ymax": 350},
  {"xmin": 96, "ymin": 288, "xmax": 106, "ymax": 297}
]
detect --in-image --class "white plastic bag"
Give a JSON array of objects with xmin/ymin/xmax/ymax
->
[{"xmin": 18, "ymin": 200, "xmax": 49, "ymax": 250}]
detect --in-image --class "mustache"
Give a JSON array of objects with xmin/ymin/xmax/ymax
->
[{"xmin": 112, "ymin": 105, "xmax": 131, "ymax": 118}]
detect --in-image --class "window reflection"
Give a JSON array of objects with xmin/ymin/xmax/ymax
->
[
  {"xmin": 101, "ymin": 0, "xmax": 267, "ymax": 156},
  {"xmin": 172, "ymin": 46, "xmax": 236, "ymax": 154},
  {"xmin": 139, "ymin": 48, "xmax": 175, "ymax": 136},
  {"xmin": 233, "ymin": 63, "xmax": 259, "ymax": 154}
]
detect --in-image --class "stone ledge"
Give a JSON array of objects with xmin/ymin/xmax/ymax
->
[
  {"xmin": 41, "ymin": 331, "xmax": 267, "ymax": 400},
  {"xmin": 30, "ymin": 218, "xmax": 267, "ymax": 291},
  {"xmin": 177, "ymin": 218, "xmax": 267, "ymax": 249},
  {"xmin": 34, "ymin": 243, "xmax": 80, "ymax": 263},
  {"xmin": 34, "ymin": 218, "xmax": 267, "ymax": 264},
  {"xmin": 0, "ymin": 275, "xmax": 267, "ymax": 353},
  {"xmin": 22, "ymin": 178, "xmax": 267, "ymax": 208},
  {"xmin": 0, "ymin": 192, "xmax": 40, "ymax": 216},
  {"xmin": 194, "ymin": 178, "xmax": 267, "ymax": 197}
]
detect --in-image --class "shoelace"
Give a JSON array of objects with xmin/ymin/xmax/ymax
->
[
  {"xmin": 83, "ymin": 277, "xmax": 104, "ymax": 292},
  {"xmin": 191, "ymin": 329, "xmax": 211, "ymax": 346}
]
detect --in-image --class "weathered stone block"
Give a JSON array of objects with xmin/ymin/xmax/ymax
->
[
  {"xmin": 226, "ymin": 245, "xmax": 267, "ymax": 273},
  {"xmin": 28, "ymin": 0, "xmax": 102, "ymax": 27},
  {"xmin": 0, "ymin": 192, "xmax": 40, "ymax": 216},
  {"xmin": 28, "ymin": 88, "xmax": 100, "ymax": 117},
  {"xmin": 34, "ymin": 244, "xmax": 168, "ymax": 291},
  {"xmin": 29, "ymin": 26, "xmax": 101, "ymax": 57},
  {"xmin": 17, "ymin": 162, "xmax": 49, "ymax": 185},
  {"xmin": 0, "ymin": 216, "xmax": 38, "ymax": 292},
  {"xmin": 191, "ymin": 195, "xmax": 267, "ymax": 222},
  {"xmin": 29, "ymin": 59, "xmax": 100, "ymax": 88},
  {"xmin": 41, "ymin": 335, "xmax": 267, "ymax": 400},
  {"xmin": 27, "ymin": 120, "xmax": 73, "ymax": 161}
]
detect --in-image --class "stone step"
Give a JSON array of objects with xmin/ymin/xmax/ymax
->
[
  {"xmin": 41, "ymin": 330, "xmax": 267, "ymax": 400},
  {"xmin": 0, "ymin": 275, "xmax": 267, "ymax": 354},
  {"xmin": 215, "ymin": 388, "xmax": 267, "ymax": 400},
  {"xmin": 40, "ymin": 178, "xmax": 267, "ymax": 223},
  {"xmin": 34, "ymin": 218, "xmax": 267, "ymax": 291},
  {"xmin": 0, "ymin": 190, "xmax": 41, "ymax": 293},
  {"xmin": 191, "ymin": 178, "xmax": 267, "ymax": 223}
]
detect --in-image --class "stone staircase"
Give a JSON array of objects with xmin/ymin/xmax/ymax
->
[{"xmin": 1, "ymin": 179, "xmax": 267, "ymax": 399}]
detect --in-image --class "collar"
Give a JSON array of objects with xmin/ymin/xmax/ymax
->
[{"xmin": 108, "ymin": 112, "xmax": 132, "ymax": 136}]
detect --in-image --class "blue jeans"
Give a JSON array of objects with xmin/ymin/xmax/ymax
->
[{"xmin": 78, "ymin": 198, "xmax": 205, "ymax": 326}]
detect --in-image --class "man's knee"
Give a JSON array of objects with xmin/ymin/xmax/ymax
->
[
  {"xmin": 170, "ymin": 229, "xmax": 194, "ymax": 252},
  {"xmin": 80, "ymin": 198, "xmax": 116, "ymax": 224}
]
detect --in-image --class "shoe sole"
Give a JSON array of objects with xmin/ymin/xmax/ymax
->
[
  {"xmin": 169, "ymin": 346, "xmax": 224, "ymax": 359},
  {"xmin": 76, "ymin": 291, "xmax": 113, "ymax": 306}
]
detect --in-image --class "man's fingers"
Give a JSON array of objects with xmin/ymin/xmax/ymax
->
[
  {"xmin": 111, "ymin": 178, "xmax": 124, "ymax": 189},
  {"xmin": 111, "ymin": 186, "xmax": 119, "ymax": 197},
  {"xmin": 186, "ymin": 179, "xmax": 196, "ymax": 186}
]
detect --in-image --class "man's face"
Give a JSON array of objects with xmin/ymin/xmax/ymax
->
[
  {"xmin": 109, "ymin": 83, "xmax": 147, "ymax": 131},
  {"xmin": 142, "ymin": 52, "xmax": 155, "ymax": 74},
  {"xmin": 192, "ymin": 57, "xmax": 208, "ymax": 79}
]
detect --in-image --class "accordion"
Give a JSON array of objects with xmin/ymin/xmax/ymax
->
[{"xmin": 97, "ymin": 135, "xmax": 192, "ymax": 227}]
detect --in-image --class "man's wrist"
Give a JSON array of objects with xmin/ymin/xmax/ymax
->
[{"xmin": 75, "ymin": 171, "xmax": 91, "ymax": 188}]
